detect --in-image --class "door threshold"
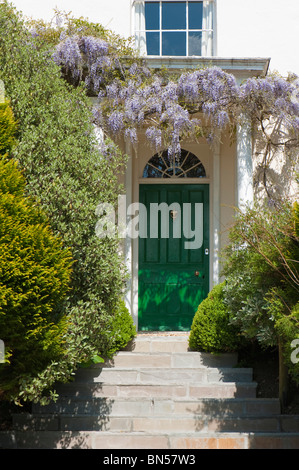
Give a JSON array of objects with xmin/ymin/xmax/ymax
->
[{"xmin": 137, "ymin": 331, "xmax": 190, "ymax": 336}]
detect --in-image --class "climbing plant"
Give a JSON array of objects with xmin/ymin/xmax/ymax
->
[{"xmin": 39, "ymin": 10, "xmax": 299, "ymax": 201}]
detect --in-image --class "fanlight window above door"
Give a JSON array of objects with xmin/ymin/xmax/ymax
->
[{"xmin": 143, "ymin": 149, "xmax": 206, "ymax": 178}]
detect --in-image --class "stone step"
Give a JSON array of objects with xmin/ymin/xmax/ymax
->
[
  {"xmin": 74, "ymin": 366, "xmax": 253, "ymax": 384},
  {"xmin": 54, "ymin": 381, "xmax": 258, "ymax": 399},
  {"xmin": 4, "ymin": 332, "xmax": 299, "ymax": 449},
  {"xmin": 126, "ymin": 334, "xmax": 191, "ymax": 353},
  {"xmin": 105, "ymin": 351, "xmax": 238, "ymax": 368},
  {"xmin": 30, "ymin": 397, "xmax": 280, "ymax": 416},
  {"xmin": 2, "ymin": 430, "xmax": 299, "ymax": 449},
  {"xmin": 13, "ymin": 413, "xmax": 299, "ymax": 433}
]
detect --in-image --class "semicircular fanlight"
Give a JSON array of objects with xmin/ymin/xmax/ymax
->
[{"xmin": 143, "ymin": 149, "xmax": 206, "ymax": 178}]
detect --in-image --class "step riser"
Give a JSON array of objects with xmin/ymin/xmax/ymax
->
[
  {"xmin": 6, "ymin": 334, "xmax": 299, "ymax": 449},
  {"xmin": 53, "ymin": 382, "xmax": 257, "ymax": 399},
  {"xmin": 75, "ymin": 367, "xmax": 253, "ymax": 384},
  {"xmin": 30, "ymin": 397, "xmax": 280, "ymax": 417},
  {"xmin": 106, "ymin": 352, "xmax": 238, "ymax": 368},
  {"xmin": 2, "ymin": 430, "xmax": 299, "ymax": 449},
  {"xmin": 126, "ymin": 337, "xmax": 190, "ymax": 353},
  {"xmin": 14, "ymin": 415, "xmax": 290, "ymax": 433}
]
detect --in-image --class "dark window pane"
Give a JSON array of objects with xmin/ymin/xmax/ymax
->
[
  {"xmin": 188, "ymin": 31, "xmax": 202, "ymax": 55},
  {"xmin": 143, "ymin": 164, "xmax": 163, "ymax": 178},
  {"xmin": 146, "ymin": 32, "xmax": 160, "ymax": 55},
  {"xmin": 165, "ymin": 167, "xmax": 174, "ymax": 177},
  {"xmin": 149, "ymin": 154, "xmax": 167, "ymax": 171},
  {"xmin": 143, "ymin": 152, "xmax": 169, "ymax": 177},
  {"xmin": 182, "ymin": 152, "xmax": 196, "ymax": 170},
  {"xmin": 182, "ymin": 151, "xmax": 206, "ymax": 177},
  {"xmin": 174, "ymin": 167, "xmax": 184, "ymax": 177},
  {"xmin": 186, "ymin": 163, "xmax": 206, "ymax": 177},
  {"xmin": 145, "ymin": 2, "xmax": 160, "ymax": 30},
  {"xmin": 189, "ymin": 2, "xmax": 203, "ymax": 29},
  {"xmin": 143, "ymin": 150, "xmax": 206, "ymax": 178},
  {"xmin": 162, "ymin": 2, "xmax": 186, "ymax": 30},
  {"xmin": 162, "ymin": 32, "xmax": 186, "ymax": 56}
]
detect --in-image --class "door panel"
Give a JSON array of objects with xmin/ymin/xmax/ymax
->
[{"xmin": 138, "ymin": 184, "xmax": 209, "ymax": 331}]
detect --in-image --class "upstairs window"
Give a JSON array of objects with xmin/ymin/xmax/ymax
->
[{"xmin": 135, "ymin": 1, "xmax": 214, "ymax": 57}]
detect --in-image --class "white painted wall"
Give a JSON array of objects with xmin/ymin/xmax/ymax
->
[
  {"xmin": 216, "ymin": 0, "xmax": 299, "ymax": 76},
  {"xmin": 9, "ymin": 0, "xmax": 299, "ymax": 75},
  {"xmin": 9, "ymin": 0, "xmax": 132, "ymax": 39}
]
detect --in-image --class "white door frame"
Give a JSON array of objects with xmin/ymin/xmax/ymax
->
[{"xmin": 123, "ymin": 140, "xmax": 223, "ymax": 329}]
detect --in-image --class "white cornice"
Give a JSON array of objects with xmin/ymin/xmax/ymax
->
[{"xmin": 145, "ymin": 56, "xmax": 271, "ymax": 80}]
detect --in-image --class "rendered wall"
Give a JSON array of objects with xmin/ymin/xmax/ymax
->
[
  {"xmin": 10, "ymin": 0, "xmax": 132, "ymax": 39},
  {"xmin": 10, "ymin": 0, "xmax": 299, "ymax": 75},
  {"xmin": 216, "ymin": 0, "xmax": 299, "ymax": 76}
]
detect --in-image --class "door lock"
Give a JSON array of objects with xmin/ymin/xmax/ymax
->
[
  {"xmin": 205, "ymin": 248, "xmax": 209, "ymax": 255},
  {"xmin": 195, "ymin": 271, "xmax": 199, "ymax": 277}
]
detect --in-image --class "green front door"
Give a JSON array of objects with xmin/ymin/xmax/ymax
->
[{"xmin": 138, "ymin": 184, "xmax": 209, "ymax": 331}]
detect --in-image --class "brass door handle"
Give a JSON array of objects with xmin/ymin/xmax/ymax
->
[{"xmin": 195, "ymin": 271, "xmax": 199, "ymax": 277}]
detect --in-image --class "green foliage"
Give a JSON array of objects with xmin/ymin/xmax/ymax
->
[
  {"xmin": 24, "ymin": 7, "xmax": 138, "ymax": 93},
  {"xmin": 26, "ymin": 8, "xmax": 136, "ymax": 57},
  {"xmin": 0, "ymin": 2, "xmax": 129, "ymax": 404},
  {"xmin": 189, "ymin": 283, "xmax": 241, "ymax": 353},
  {"xmin": 268, "ymin": 293, "xmax": 299, "ymax": 384},
  {"xmin": 0, "ymin": 101, "xmax": 17, "ymax": 154},
  {"xmin": 0, "ymin": 155, "xmax": 73, "ymax": 399},
  {"xmin": 222, "ymin": 200, "xmax": 299, "ymax": 383},
  {"xmin": 106, "ymin": 299, "xmax": 137, "ymax": 357}
]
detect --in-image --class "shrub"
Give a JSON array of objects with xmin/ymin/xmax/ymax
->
[
  {"xmin": 0, "ymin": 155, "xmax": 73, "ymax": 399},
  {"xmin": 106, "ymin": 300, "xmax": 136, "ymax": 357},
  {"xmin": 221, "ymin": 200, "xmax": 299, "ymax": 407},
  {"xmin": 0, "ymin": 101, "xmax": 17, "ymax": 153},
  {"xmin": 222, "ymin": 201, "xmax": 299, "ymax": 351},
  {"xmin": 269, "ymin": 294, "xmax": 299, "ymax": 385},
  {"xmin": 189, "ymin": 282, "xmax": 241, "ymax": 353}
]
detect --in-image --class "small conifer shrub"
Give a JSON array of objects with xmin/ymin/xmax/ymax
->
[{"xmin": 0, "ymin": 155, "xmax": 73, "ymax": 398}]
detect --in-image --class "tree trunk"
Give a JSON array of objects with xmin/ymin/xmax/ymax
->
[{"xmin": 279, "ymin": 340, "xmax": 289, "ymax": 412}]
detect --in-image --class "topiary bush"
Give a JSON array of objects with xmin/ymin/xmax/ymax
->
[
  {"xmin": 0, "ymin": 155, "xmax": 73, "ymax": 399},
  {"xmin": 106, "ymin": 299, "xmax": 137, "ymax": 357},
  {"xmin": 189, "ymin": 282, "xmax": 241, "ymax": 353}
]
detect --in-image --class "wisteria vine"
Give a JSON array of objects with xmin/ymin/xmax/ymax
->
[
  {"xmin": 50, "ymin": 30, "xmax": 299, "ymax": 198},
  {"xmin": 52, "ymin": 34, "xmax": 299, "ymax": 156}
]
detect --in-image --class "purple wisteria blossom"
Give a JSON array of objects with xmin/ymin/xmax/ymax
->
[
  {"xmin": 124, "ymin": 127, "xmax": 138, "ymax": 144},
  {"xmin": 108, "ymin": 111, "xmax": 125, "ymax": 133},
  {"xmin": 53, "ymin": 34, "xmax": 299, "ymax": 155},
  {"xmin": 145, "ymin": 127, "xmax": 162, "ymax": 150},
  {"xmin": 240, "ymin": 75, "xmax": 299, "ymax": 132},
  {"xmin": 53, "ymin": 36, "xmax": 83, "ymax": 82}
]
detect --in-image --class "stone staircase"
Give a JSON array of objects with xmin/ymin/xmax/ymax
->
[{"xmin": 2, "ymin": 333, "xmax": 299, "ymax": 449}]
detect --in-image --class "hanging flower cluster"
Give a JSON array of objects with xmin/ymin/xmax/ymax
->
[
  {"xmin": 53, "ymin": 35, "xmax": 117, "ymax": 89},
  {"xmin": 52, "ymin": 33, "xmax": 299, "ymax": 157},
  {"xmin": 93, "ymin": 62, "xmax": 242, "ymax": 155},
  {"xmin": 240, "ymin": 74, "xmax": 299, "ymax": 134}
]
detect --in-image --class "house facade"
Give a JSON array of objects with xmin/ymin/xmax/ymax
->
[
  {"xmin": 97, "ymin": 0, "xmax": 269, "ymax": 331},
  {"xmin": 11, "ymin": 0, "xmax": 299, "ymax": 331}
]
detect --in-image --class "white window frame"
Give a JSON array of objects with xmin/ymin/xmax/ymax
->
[{"xmin": 134, "ymin": 0, "xmax": 215, "ymax": 57}]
